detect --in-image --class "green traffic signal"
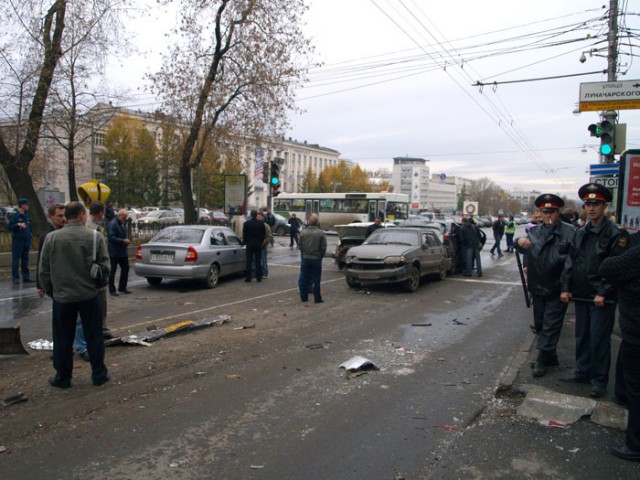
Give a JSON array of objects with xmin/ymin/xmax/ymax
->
[{"xmin": 599, "ymin": 121, "xmax": 614, "ymax": 156}]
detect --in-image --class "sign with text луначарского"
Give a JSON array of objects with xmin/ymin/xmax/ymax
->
[
  {"xmin": 616, "ymin": 150, "xmax": 640, "ymax": 232},
  {"xmin": 579, "ymin": 80, "xmax": 640, "ymax": 112}
]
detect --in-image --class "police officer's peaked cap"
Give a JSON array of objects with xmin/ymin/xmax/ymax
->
[
  {"xmin": 578, "ymin": 183, "xmax": 612, "ymax": 203},
  {"xmin": 534, "ymin": 193, "xmax": 564, "ymax": 210}
]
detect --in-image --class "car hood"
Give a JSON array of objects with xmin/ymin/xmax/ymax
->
[{"xmin": 347, "ymin": 244, "xmax": 413, "ymax": 259}]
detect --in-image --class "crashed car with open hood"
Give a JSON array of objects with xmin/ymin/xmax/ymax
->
[{"xmin": 344, "ymin": 227, "xmax": 451, "ymax": 292}]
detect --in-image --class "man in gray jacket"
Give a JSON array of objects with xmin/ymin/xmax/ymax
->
[
  {"xmin": 40, "ymin": 202, "xmax": 111, "ymax": 388},
  {"xmin": 298, "ymin": 213, "xmax": 327, "ymax": 303}
]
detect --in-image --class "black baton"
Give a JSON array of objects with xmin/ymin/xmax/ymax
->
[
  {"xmin": 515, "ymin": 250, "xmax": 531, "ymax": 308},
  {"xmin": 570, "ymin": 297, "xmax": 615, "ymax": 305}
]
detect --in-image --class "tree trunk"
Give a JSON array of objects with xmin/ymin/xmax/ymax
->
[
  {"xmin": 67, "ymin": 140, "xmax": 78, "ymax": 201},
  {"xmin": 181, "ymin": 164, "xmax": 195, "ymax": 224}
]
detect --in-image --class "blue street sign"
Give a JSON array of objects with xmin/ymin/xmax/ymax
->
[{"xmin": 589, "ymin": 163, "xmax": 619, "ymax": 176}]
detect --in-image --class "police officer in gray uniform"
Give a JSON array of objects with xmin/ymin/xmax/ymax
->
[
  {"xmin": 516, "ymin": 193, "xmax": 575, "ymax": 378},
  {"xmin": 561, "ymin": 183, "xmax": 630, "ymax": 398}
]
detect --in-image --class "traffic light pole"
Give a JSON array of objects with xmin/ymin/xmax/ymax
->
[{"xmin": 602, "ymin": 0, "xmax": 619, "ymax": 164}]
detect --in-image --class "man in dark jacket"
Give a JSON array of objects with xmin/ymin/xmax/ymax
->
[
  {"xmin": 599, "ymin": 235, "xmax": 640, "ymax": 462},
  {"xmin": 107, "ymin": 209, "xmax": 131, "ymax": 296},
  {"xmin": 288, "ymin": 213, "xmax": 301, "ymax": 247},
  {"xmin": 365, "ymin": 217, "xmax": 383, "ymax": 238},
  {"xmin": 8, "ymin": 198, "xmax": 33, "ymax": 284},
  {"xmin": 561, "ymin": 183, "xmax": 630, "ymax": 398},
  {"xmin": 459, "ymin": 217, "xmax": 482, "ymax": 277},
  {"xmin": 490, "ymin": 214, "xmax": 505, "ymax": 257},
  {"xmin": 298, "ymin": 213, "xmax": 327, "ymax": 303},
  {"xmin": 243, "ymin": 210, "xmax": 266, "ymax": 282},
  {"xmin": 516, "ymin": 193, "xmax": 575, "ymax": 377}
]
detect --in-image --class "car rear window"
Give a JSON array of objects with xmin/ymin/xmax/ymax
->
[{"xmin": 152, "ymin": 228, "xmax": 204, "ymax": 244}]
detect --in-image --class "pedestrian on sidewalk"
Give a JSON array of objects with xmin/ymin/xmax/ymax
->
[
  {"xmin": 516, "ymin": 193, "xmax": 575, "ymax": 377},
  {"xmin": 561, "ymin": 183, "xmax": 630, "ymax": 398},
  {"xmin": 599, "ymin": 235, "xmax": 640, "ymax": 462}
]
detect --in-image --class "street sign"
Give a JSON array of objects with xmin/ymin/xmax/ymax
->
[
  {"xmin": 589, "ymin": 163, "xmax": 619, "ymax": 176},
  {"xmin": 579, "ymin": 80, "xmax": 640, "ymax": 112},
  {"xmin": 589, "ymin": 176, "xmax": 619, "ymax": 188}
]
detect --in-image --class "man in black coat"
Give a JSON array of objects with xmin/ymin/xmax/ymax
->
[
  {"xmin": 243, "ymin": 210, "xmax": 266, "ymax": 282},
  {"xmin": 107, "ymin": 209, "xmax": 131, "ymax": 296},
  {"xmin": 599, "ymin": 235, "xmax": 640, "ymax": 462},
  {"xmin": 516, "ymin": 193, "xmax": 575, "ymax": 377}
]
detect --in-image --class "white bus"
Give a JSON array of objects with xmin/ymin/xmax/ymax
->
[{"xmin": 273, "ymin": 192, "xmax": 410, "ymax": 229}]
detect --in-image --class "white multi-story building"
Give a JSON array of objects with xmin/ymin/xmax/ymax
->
[
  {"xmin": 390, "ymin": 157, "xmax": 430, "ymax": 211},
  {"xmin": 428, "ymin": 175, "xmax": 457, "ymax": 213},
  {"xmin": 509, "ymin": 189, "xmax": 542, "ymax": 213}
]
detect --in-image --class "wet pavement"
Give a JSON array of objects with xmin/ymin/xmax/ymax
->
[{"xmin": 433, "ymin": 303, "xmax": 640, "ymax": 479}]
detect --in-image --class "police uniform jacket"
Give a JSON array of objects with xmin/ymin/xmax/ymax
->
[
  {"xmin": 516, "ymin": 221, "xmax": 574, "ymax": 297},
  {"xmin": 8, "ymin": 210, "xmax": 32, "ymax": 241},
  {"xmin": 599, "ymin": 236, "xmax": 640, "ymax": 346},
  {"xmin": 560, "ymin": 218, "xmax": 629, "ymax": 299}
]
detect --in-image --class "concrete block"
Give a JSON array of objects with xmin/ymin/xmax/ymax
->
[
  {"xmin": 591, "ymin": 401, "xmax": 628, "ymax": 431},
  {"xmin": 517, "ymin": 386, "xmax": 596, "ymax": 426}
]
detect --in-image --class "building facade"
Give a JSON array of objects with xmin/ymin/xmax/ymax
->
[{"xmin": 390, "ymin": 157, "xmax": 430, "ymax": 212}]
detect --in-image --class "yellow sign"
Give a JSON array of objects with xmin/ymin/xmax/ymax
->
[{"xmin": 579, "ymin": 100, "xmax": 640, "ymax": 112}]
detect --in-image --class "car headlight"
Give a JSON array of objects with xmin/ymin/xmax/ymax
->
[{"xmin": 384, "ymin": 255, "xmax": 405, "ymax": 264}]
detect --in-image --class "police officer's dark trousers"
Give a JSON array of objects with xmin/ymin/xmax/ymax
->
[
  {"xmin": 536, "ymin": 294, "xmax": 567, "ymax": 363},
  {"xmin": 620, "ymin": 340, "xmax": 640, "ymax": 452},
  {"xmin": 574, "ymin": 301, "xmax": 616, "ymax": 388}
]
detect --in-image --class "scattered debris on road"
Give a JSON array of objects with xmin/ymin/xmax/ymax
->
[
  {"xmin": 1, "ymin": 392, "xmax": 27, "ymax": 407},
  {"xmin": 339, "ymin": 355, "xmax": 379, "ymax": 372},
  {"xmin": 28, "ymin": 339, "xmax": 53, "ymax": 351}
]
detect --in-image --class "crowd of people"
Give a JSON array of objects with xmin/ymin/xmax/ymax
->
[{"xmin": 7, "ymin": 183, "xmax": 640, "ymax": 462}]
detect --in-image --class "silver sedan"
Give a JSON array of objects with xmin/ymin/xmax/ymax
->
[{"xmin": 134, "ymin": 225, "xmax": 246, "ymax": 288}]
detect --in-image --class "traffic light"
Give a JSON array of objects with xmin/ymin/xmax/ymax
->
[
  {"xmin": 270, "ymin": 162, "xmax": 281, "ymax": 196},
  {"xmin": 599, "ymin": 120, "xmax": 614, "ymax": 157},
  {"xmin": 587, "ymin": 121, "xmax": 615, "ymax": 160},
  {"xmin": 262, "ymin": 161, "xmax": 270, "ymax": 184}
]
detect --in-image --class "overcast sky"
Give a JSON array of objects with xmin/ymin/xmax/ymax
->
[{"xmin": 110, "ymin": 0, "xmax": 640, "ymax": 200}]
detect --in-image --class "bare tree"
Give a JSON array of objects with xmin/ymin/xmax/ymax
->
[
  {"xmin": 150, "ymin": 0, "xmax": 315, "ymax": 224},
  {"xmin": 0, "ymin": 0, "xmax": 68, "ymax": 234}
]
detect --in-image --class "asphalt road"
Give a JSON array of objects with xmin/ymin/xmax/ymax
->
[{"xmin": 1, "ymin": 230, "xmax": 637, "ymax": 479}]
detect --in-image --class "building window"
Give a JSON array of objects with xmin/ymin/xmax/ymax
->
[{"xmin": 94, "ymin": 133, "xmax": 105, "ymax": 147}]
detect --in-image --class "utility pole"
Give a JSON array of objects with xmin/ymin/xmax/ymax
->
[{"xmin": 602, "ymin": 0, "xmax": 619, "ymax": 163}]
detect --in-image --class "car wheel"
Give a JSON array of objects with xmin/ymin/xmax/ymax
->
[
  {"xmin": 346, "ymin": 276, "xmax": 360, "ymax": 288},
  {"xmin": 204, "ymin": 264, "xmax": 220, "ymax": 289},
  {"xmin": 146, "ymin": 277, "xmax": 163, "ymax": 286},
  {"xmin": 404, "ymin": 265, "xmax": 420, "ymax": 292},
  {"xmin": 276, "ymin": 226, "xmax": 285, "ymax": 236}
]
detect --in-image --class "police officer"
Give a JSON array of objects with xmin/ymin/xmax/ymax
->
[
  {"xmin": 516, "ymin": 193, "xmax": 575, "ymax": 377},
  {"xmin": 561, "ymin": 183, "xmax": 630, "ymax": 398}
]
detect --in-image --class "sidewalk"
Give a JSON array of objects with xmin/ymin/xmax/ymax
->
[{"xmin": 432, "ymin": 305, "xmax": 639, "ymax": 478}]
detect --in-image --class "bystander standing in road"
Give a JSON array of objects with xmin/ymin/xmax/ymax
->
[
  {"xmin": 561, "ymin": 183, "xmax": 630, "ymax": 398},
  {"xmin": 288, "ymin": 213, "xmax": 301, "ymax": 247},
  {"xmin": 254, "ymin": 212, "xmax": 271, "ymax": 279},
  {"xmin": 298, "ymin": 213, "xmax": 326, "ymax": 303},
  {"xmin": 599, "ymin": 235, "xmax": 640, "ymax": 462},
  {"xmin": 505, "ymin": 215, "xmax": 516, "ymax": 253},
  {"xmin": 264, "ymin": 207, "xmax": 276, "ymax": 247},
  {"xmin": 459, "ymin": 217, "xmax": 482, "ymax": 277},
  {"xmin": 516, "ymin": 194, "xmax": 575, "ymax": 377},
  {"xmin": 8, "ymin": 198, "xmax": 33, "ymax": 285},
  {"xmin": 37, "ymin": 203, "xmax": 66, "ymax": 296},
  {"xmin": 107, "ymin": 209, "xmax": 131, "ymax": 296},
  {"xmin": 490, "ymin": 214, "xmax": 505, "ymax": 257},
  {"xmin": 366, "ymin": 216, "xmax": 384, "ymax": 237},
  {"xmin": 243, "ymin": 210, "xmax": 265, "ymax": 283},
  {"xmin": 39, "ymin": 201, "xmax": 110, "ymax": 389}
]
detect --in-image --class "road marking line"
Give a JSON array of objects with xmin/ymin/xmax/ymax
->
[
  {"xmin": 448, "ymin": 278, "xmax": 520, "ymax": 286},
  {"xmin": 124, "ymin": 276, "xmax": 345, "ymax": 330}
]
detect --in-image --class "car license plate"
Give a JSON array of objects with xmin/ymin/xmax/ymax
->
[
  {"xmin": 151, "ymin": 253, "xmax": 174, "ymax": 263},
  {"xmin": 356, "ymin": 272, "xmax": 381, "ymax": 280}
]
